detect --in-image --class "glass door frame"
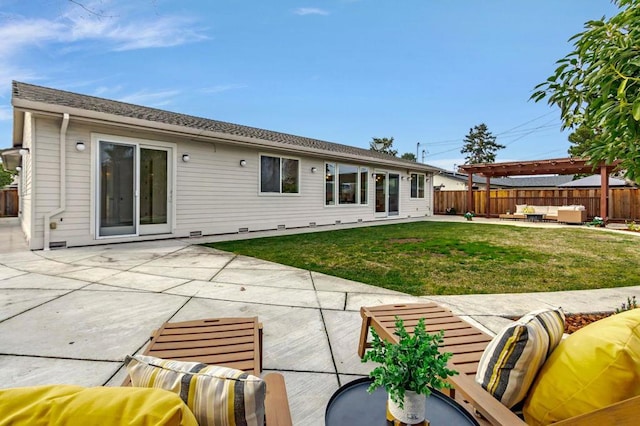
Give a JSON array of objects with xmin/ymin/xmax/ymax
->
[
  {"xmin": 374, "ymin": 170, "xmax": 401, "ymax": 217},
  {"xmin": 91, "ymin": 134, "xmax": 176, "ymax": 239}
]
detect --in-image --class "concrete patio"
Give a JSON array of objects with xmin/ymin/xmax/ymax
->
[{"xmin": 1, "ymin": 216, "xmax": 638, "ymax": 425}]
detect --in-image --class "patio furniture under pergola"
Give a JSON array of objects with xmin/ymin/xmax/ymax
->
[{"xmin": 458, "ymin": 158, "xmax": 620, "ymax": 220}]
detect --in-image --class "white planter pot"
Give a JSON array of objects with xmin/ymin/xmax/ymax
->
[{"xmin": 388, "ymin": 390, "xmax": 426, "ymax": 424}]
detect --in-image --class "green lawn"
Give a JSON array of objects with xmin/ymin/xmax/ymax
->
[{"xmin": 204, "ymin": 222, "xmax": 640, "ymax": 295}]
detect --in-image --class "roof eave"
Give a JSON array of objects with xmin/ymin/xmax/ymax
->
[{"xmin": 12, "ymin": 98, "xmax": 439, "ymax": 173}]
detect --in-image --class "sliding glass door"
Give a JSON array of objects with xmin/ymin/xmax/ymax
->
[
  {"xmin": 99, "ymin": 142, "xmax": 136, "ymax": 236},
  {"xmin": 374, "ymin": 171, "xmax": 400, "ymax": 217},
  {"xmin": 98, "ymin": 139, "xmax": 172, "ymax": 237}
]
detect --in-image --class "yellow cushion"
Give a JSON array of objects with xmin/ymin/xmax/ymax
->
[
  {"xmin": 523, "ymin": 308, "xmax": 640, "ymax": 425},
  {"xmin": 0, "ymin": 384, "xmax": 198, "ymax": 426},
  {"xmin": 125, "ymin": 354, "xmax": 266, "ymax": 426}
]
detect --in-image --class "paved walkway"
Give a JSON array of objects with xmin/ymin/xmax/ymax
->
[{"xmin": 0, "ymin": 216, "xmax": 638, "ymax": 425}]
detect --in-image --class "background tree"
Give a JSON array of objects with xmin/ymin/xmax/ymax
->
[
  {"xmin": 531, "ymin": 0, "xmax": 640, "ymax": 180},
  {"xmin": 369, "ymin": 137, "xmax": 398, "ymax": 157},
  {"xmin": 567, "ymin": 125, "xmax": 599, "ymax": 158},
  {"xmin": 0, "ymin": 166, "xmax": 15, "ymax": 188},
  {"xmin": 460, "ymin": 123, "xmax": 504, "ymax": 164},
  {"xmin": 400, "ymin": 152, "xmax": 417, "ymax": 161}
]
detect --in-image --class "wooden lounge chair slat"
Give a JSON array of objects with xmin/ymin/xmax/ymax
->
[
  {"xmin": 151, "ymin": 336, "xmax": 255, "ymax": 350},
  {"xmin": 148, "ymin": 342, "xmax": 256, "ymax": 357}
]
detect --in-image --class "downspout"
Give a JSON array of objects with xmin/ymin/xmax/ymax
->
[{"xmin": 43, "ymin": 113, "xmax": 69, "ymax": 250}]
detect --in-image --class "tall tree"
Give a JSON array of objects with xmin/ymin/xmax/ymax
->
[
  {"xmin": 370, "ymin": 137, "xmax": 398, "ymax": 157},
  {"xmin": 531, "ymin": 0, "xmax": 640, "ymax": 180},
  {"xmin": 460, "ymin": 124, "xmax": 504, "ymax": 164},
  {"xmin": 567, "ymin": 125, "xmax": 599, "ymax": 158},
  {"xmin": 400, "ymin": 152, "xmax": 417, "ymax": 161}
]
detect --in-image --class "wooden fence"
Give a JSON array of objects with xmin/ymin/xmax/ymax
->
[
  {"xmin": 0, "ymin": 189, "xmax": 18, "ymax": 217},
  {"xmin": 434, "ymin": 188, "xmax": 640, "ymax": 222}
]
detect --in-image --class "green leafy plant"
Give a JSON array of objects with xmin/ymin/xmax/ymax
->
[
  {"xmin": 362, "ymin": 317, "xmax": 458, "ymax": 408},
  {"xmin": 626, "ymin": 221, "xmax": 640, "ymax": 232},
  {"xmin": 587, "ymin": 216, "xmax": 605, "ymax": 227},
  {"xmin": 616, "ymin": 296, "xmax": 638, "ymax": 313},
  {"xmin": 464, "ymin": 212, "xmax": 475, "ymax": 221}
]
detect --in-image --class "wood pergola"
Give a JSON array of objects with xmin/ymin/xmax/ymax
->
[{"xmin": 458, "ymin": 158, "xmax": 621, "ymax": 220}]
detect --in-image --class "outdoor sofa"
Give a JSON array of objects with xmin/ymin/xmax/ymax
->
[{"xmin": 499, "ymin": 204, "xmax": 586, "ymax": 223}]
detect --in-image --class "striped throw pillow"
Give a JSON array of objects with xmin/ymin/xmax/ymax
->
[
  {"xmin": 475, "ymin": 308, "xmax": 565, "ymax": 408},
  {"xmin": 125, "ymin": 355, "xmax": 266, "ymax": 426}
]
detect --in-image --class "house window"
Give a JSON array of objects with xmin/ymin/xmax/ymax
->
[
  {"xmin": 360, "ymin": 167, "xmax": 369, "ymax": 204},
  {"xmin": 339, "ymin": 164, "xmax": 358, "ymax": 204},
  {"xmin": 411, "ymin": 173, "xmax": 425, "ymax": 198},
  {"xmin": 325, "ymin": 163, "xmax": 336, "ymax": 205},
  {"xmin": 260, "ymin": 155, "xmax": 299, "ymax": 194},
  {"xmin": 325, "ymin": 163, "xmax": 368, "ymax": 206}
]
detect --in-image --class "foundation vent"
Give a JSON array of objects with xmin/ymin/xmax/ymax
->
[
  {"xmin": 335, "ymin": 220, "xmax": 341, "ymax": 225},
  {"xmin": 238, "ymin": 227, "xmax": 249, "ymax": 233},
  {"xmin": 277, "ymin": 224, "xmax": 286, "ymax": 230},
  {"xmin": 309, "ymin": 222, "xmax": 317, "ymax": 227},
  {"xmin": 189, "ymin": 231, "xmax": 203, "ymax": 238},
  {"xmin": 357, "ymin": 218, "xmax": 363, "ymax": 223},
  {"xmin": 49, "ymin": 241, "xmax": 67, "ymax": 249}
]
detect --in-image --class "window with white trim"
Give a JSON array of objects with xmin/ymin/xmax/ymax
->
[
  {"xmin": 411, "ymin": 173, "xmax": 425, "ymax": 198},
  {"xmin": 260, "ymin": 155, "xmax": 299, "ymax": 194},
  {"xmin": 325, "ymin": 163, "xmax": 368, "ymax": 205}
]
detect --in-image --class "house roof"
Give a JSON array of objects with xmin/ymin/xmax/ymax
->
[
  {"xmin": 11, "ymin": 81, "xmax": 437, "ymax": 172},
  {"xmin": 557, "ymin": 175, "xmax": 630, "ymax": 187},
  {"xmin": 435, "ymin": 168, "xmax": 575, "ymax": 188},
  {"xmin": 492, "ymin": 175, "xmax": 575, "ymax": 187}
]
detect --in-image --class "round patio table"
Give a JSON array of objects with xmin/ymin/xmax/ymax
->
[{"xmin": 325, "ymin": 378, "xmax": 479, "ymax": 426}]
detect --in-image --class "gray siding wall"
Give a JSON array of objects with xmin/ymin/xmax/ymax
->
[{"xmin": 29, "ymin": 116, "xmax": 432, "ymax": 248}]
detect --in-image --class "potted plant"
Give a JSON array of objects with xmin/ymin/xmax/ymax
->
[
  {"xmin": 362, "ymin": 317, "xmax": 458, "ymax": 424},
  {"xmin": 464, "ymin": 211, "xmax": 475, "ymax": 221}
]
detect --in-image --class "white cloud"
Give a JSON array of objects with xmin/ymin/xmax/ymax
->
[
  {"xmin": 202, "ymin": 84, "xmax": 248, "ymax": 94},
  {"xmin": 0, "ymin": 6, "xmax": 208, "ymax": 61},
  {"xmin": 293, "ymin": 8, "xmax": 330, "ymax": 16},
  {"xmin": 118, "ymin": 89, "xmax": 181, "ymax": 107}
]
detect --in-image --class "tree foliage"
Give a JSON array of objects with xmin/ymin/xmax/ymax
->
[
  {"xmin": 370, "ymin": 137, "xmax": 398, "ymax": 157},
  {"xmin": 0, "ymin": 166, "xmax": 15, "ymax": 188},
  {"xmin": 400, "ymin": 152, "xmax": 417, "ymax": 161},
  {"xmin": 531, "ymin": 0, "xmax": 640, "ymax": 180},
  {"xmin": 460, "ymin": 123, "xmax": 504, "ymax": 164}
]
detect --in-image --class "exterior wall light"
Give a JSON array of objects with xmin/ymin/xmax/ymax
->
[
  {"xmin": 239, "ymin": 159, "xmax": 247, "ymax": 167},
  {"xmin": 311, "ymin": 167, "xmax": 317, "ymax": 173},
  {"xmin": 75, "ymin": 141, "xmax": 86, "ymax": 152},
  {"xmin": 19, "ymin": 148, "xmax": 29, "ymax": 156},
  {"xmin": 182, "ymin": 154, "xmax": 190, "ymax": 162},
  {"xmin": 15, "ymin": 166, "xmax": 22, "ymax": 172}
]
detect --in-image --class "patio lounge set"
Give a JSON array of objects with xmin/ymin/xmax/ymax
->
[
  {"xmin": 2, "ymin": 304, "xmax": 638, "ymax": 425},
  {"xmin": 499, "ymin": 205, "xmax": 588, "ymax": 224}
]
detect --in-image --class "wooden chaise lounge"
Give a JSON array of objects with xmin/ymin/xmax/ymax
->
[
  {"xmin": 358, "ymin": 303, "xmax": 640, "ymax": 426},
  {"xmin": 123, "ymin": 317, "xmax": 293, "ymax": 426}
]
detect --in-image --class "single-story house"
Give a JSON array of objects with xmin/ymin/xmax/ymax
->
[{"xmin": 1, "ymin": 81, "xmax": 439, "ymax": 250}]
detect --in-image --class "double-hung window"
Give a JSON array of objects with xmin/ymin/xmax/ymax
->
[
  {"xmin": 325, "ymin": 162, "xmax": 368, "ymax": 205},
  {"xmin": 260, "ymin": 155, "xmax": 299, "ymax": 194},
  {"xmin": 411, "ymin": 173, "xmax": 425, "ymax": 198}
]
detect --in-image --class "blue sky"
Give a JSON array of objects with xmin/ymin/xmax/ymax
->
[{"xmin": 0, "ymin": 0, "xmax": 619, "ymax": 170}]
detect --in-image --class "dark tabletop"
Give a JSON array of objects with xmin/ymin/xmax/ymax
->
[{"xmin": 325, "ymin": 378, "xmax": 480, "ymax": 426}]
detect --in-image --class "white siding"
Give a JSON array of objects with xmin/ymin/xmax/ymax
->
[
  {"xmin": 20, "ymin": 113, "xmax": 33, "ymax": 247},
  {"xmin": 28, "ymin": 117, "xmax": 433, "ymax": 248}
]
